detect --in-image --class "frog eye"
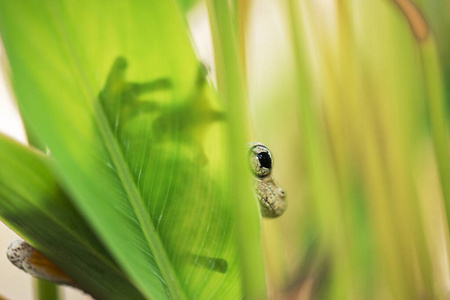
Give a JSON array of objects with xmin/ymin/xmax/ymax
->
[{"xmin": 249, "ymin": 144, "xmax": 273, "ymax": 178}]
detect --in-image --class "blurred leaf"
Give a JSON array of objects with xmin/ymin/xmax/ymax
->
[
  {"xmin": 176, "ymin": 0, "xmax": 200, "ymax": 12},
  {"xmin": 251, "ymin": 0, "xmax": 450, "ymax": 299},
  {"xmin": 0, "ymin": 134, "xmax": 144, "ymax": 299},
  {"xmin": 0, "ymin": 1, "xmax": 241, "ymax": 299},
  {"xmin": 207, "ymin": 0, "xmax": 267, "ymax": 299}
]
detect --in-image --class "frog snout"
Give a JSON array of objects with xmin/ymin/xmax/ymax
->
[{"xmin": 278, "ymin": 188, "xmax": 286, "ymax": 198}]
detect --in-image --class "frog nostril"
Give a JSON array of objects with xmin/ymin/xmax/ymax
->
[{"xmin": 279, "ymin": 189, "xmax": 286, "ymax": 197}]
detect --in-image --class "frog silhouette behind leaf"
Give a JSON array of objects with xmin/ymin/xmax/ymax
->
[
  {"xmin": 99, "ymin": 57, "xmax": 224, "ymax": 165},
  {"xmin": 7, "ymin": 57, "xmax": 287, "ymax": 290},
  {"xmin": 99, "ymin": 57, "xmax": 286, "ymax": 217}
]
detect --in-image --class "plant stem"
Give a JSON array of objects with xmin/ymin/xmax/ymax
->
[
  {"xmin": 35, "ymin": 279, "xmax": 59, "ymax": 300},
  {"xmin": 206, "ymin": 1, "xmax": 268, "ymax": 299}
]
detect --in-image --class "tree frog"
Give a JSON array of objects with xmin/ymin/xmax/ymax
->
[
  {"xmin": 249, "ymin": 142, "xmax": 287, "ymax": 218},
  {"xmin": 6, "ymin": 58, "xmax": 287, "ymax": 288}
]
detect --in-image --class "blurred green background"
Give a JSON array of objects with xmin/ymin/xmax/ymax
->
[{"xmin": 247, "ymin": 0, "xmax": 450, "ymax": 299}]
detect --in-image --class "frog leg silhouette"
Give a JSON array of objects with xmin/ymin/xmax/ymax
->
[
  {"xmin": 99, "ymin": 57, "xmax": 172, "ymax": 132},
  {"xmin": 191, "ymin": 254, "xmax": 228, "ymax": 273}
]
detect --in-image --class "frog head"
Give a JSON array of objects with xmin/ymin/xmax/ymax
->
[{"xmin": 249, "ymin": 142, "xmax": 287, "ymax": 218}]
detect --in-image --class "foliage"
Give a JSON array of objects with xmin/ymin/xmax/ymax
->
[
  {"xmin": 0, "ymin": 0, "xmax": 449, "ymax": 299},
  {"xmin": 254, "ymin": 0, "xmax": 450, "ymax": 299},
  {"xmin": 0, "ymin": 0, "xmax": 258, "ymax": 299}
]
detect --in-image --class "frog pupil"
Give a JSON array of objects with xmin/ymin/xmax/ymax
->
[{"xmin": 258, "ymin": 152, "xmax": 272, "ymax": 169}]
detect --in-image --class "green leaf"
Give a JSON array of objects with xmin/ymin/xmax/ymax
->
[
  {"xmin": 0, "ymin": 134, "xmax": 144, "ymax": 299},
  {"xmin": 0, "ymin": 1, "xmax": 242, "ymax": 299}
]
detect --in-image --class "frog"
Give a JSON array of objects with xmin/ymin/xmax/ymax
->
[
  {"xmin": 249, "ymin": 142, "xmax": 287, "ymax": 218},
  {"xmin": 99, "ymin": 56, "xmax": 287, "ymax": 218},
  {"xmin": 6, "ymin": 58, "xmax": 287, "ymax": 288}
]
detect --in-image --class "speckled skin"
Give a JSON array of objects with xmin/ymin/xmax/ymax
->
[
  {"xmin": 6, "ymin": 239, "xmax": 31, "ymax": 271},
  {"xmin": 249, "ymin": 142, "xmax": 287, "ymax": 218},
  {"xmin": 255, "ymin": 175, "xmax": 287, "ymax": 218},
  {"xmin": 7, "ymin": 240, "xmax": 75, "ymax": 286}
]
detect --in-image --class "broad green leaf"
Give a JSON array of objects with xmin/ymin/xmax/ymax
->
[
  {"xmin": 0, "ymin": 134, "xmax": 144, "ymax": 299},
  {"xmin": 0, "ymin": 1, "xmax": 242, "ymax": 299}
]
